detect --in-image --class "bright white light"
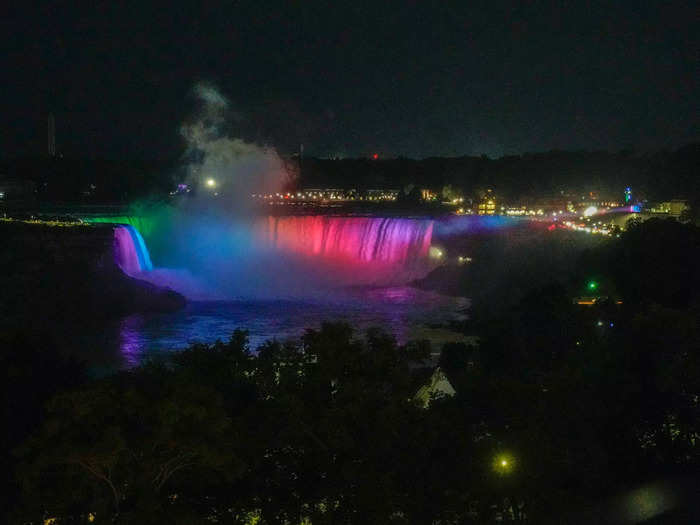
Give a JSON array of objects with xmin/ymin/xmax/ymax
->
[
  {"xmin": 206, "ymin": 178, "xmax": 216, "ymax": 188},
  {"xmin": 583, "ymin": 206, "xmax": 598, "ymax": 217}
]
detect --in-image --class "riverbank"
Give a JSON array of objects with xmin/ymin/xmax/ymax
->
[
  {"xmin": 415, "ymin": 223, "xmax": 608, "ymax": 317},
  {"xmin": 0, "ymin": 220, "xmax": 185, "ymax": 327}
]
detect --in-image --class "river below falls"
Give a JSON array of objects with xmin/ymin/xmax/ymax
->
[{"xmin": 62, "ymin": 286, "xmax": 469, "ymax": 373}]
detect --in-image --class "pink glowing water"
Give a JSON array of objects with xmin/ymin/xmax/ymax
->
[
  {"xmin": 113, "ymin": 225, "xmax": 153, "ymax": 276},
  {"xmin": 114, "ymin": 226, "xmax": 142, "ymax": 275},
  {"xmin": 252, "ymin": 215, "xmax": 436, "ymax": 286},
  {"xmin": 256, "ymin": 215, "xmax": 434, "ymax": 264},
  {"xmin": 113, "ymin": 215, "xmax": 437, "ymax": 297}
]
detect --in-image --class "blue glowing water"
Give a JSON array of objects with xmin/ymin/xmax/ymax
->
[
  {"xmin": 90, "ymin": 218, "xmax": 477, "ymax": 370},
  {"xmin": 114, "ymin": 224, "xmax": 153, "ymax": 275},
  {"xmin": 68, "ymin": 287, "xmax": 468, "ymax": 371},
  {"xmin": 115, "ymin": 287, "xmax": 468, "ymax": 367},
  {"xmin": 126, "ymin": 224, "xmax": 153, "ymax": 271}
]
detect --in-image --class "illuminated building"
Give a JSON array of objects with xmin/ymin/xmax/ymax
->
[
  {"xmin": 253, "ymin": 188, "xmax": 399, "ymax": 203},
  {"xmin": 421, "ymin": 188, "xmax": 437, "ymax": 201},
  {"xmin": 667, "ymin": 200, "xmax": 688, "ymax": 217},
  {"xmin": 575, "ymin": 192, "xmax": 622, "ymax": 213},
  {"xmin": 366, "ymin": 188, "xmax": 399, "ymax": 201},
  {"xmin": 649, "ymin": 199, "xmax": 688, "ymax": 218},
  {"xmin": 414, "ymin": 368, "xmax": 456, "ymax": 408},
  {"xmin": 477, "ymin": 189, "xmax": 496, "ymax": 215}
]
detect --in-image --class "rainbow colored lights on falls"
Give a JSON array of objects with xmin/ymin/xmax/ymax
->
[
  {"xmin": 110, "ymin": 215, "xmax": 438, "ymax": 292},
  {"xmin": 256, "ymin": 216, "xmax": 434, "ymax": 265},
  {"xmin": 114, "ymin": 224, "xmax": 153, "ymax": 276}
]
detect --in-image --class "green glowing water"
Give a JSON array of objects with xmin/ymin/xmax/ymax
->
[{"xmin": 81, "ymin": 202, "xmax": 177, "ymax": 264}]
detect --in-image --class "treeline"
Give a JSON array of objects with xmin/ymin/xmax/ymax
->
[
  {"xmin": 0, "ymin": 156, "xmax": 178, "ymax": 203},
  {"xmin": 2, "ymin": 144, "xmax": 698, "ymax": 206},
  {"xmin": 2, "ymin": 219, "xmax": 699, "ymax": 523},
  {"xmin": 301, "ymin": 144, "xmax": 700, "ymax": 203}
]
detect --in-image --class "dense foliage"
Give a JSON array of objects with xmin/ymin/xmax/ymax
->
[
  {"xmin": 301, "ymin": 145, "xmax": 700, "ymax": 205},
  {"xmin": 2, "ymin": 219, "xmax": 699, "ymax": 523},
  {"xmin": 2, "ymin": 144, "xmax": 698, "ymax": 208}
]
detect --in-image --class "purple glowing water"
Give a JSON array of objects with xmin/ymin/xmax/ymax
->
[{"xmin": 113, "ymin": 288, "xmax": 469, "ymax": 367}]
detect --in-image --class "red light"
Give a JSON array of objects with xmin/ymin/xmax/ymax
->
[
  {"xmin": 372, "ymin": 153, "xmax": 379, "ymax": 160},
  {"xmin": 547, "ymin": 224, "xmax": 556, "ymax": 231}
]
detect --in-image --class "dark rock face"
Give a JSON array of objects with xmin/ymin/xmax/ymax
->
[
  {"xmin": 103, "ymin": 272, "xmax": 187, "ymax": 314},
  {"xmin": 0, "ymin": 220, "xmax": 185, "ymax": 322}
]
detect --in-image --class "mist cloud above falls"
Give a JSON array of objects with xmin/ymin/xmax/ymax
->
[
  {"xmin": 180, "ymin": 83, "xmax": 290, "ymax": 204},
  {"xmin": 135, "ymin": 83, "xmax": 307, "ymax": 300},
  {"xmin": 138, "ymin": 83, "xmax": 434, "ymax": 301}
]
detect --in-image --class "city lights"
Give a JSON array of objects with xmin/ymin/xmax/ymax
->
[
  {"xmin": 251, "ymin": 188, "xmax": 399, "ymax": 203},
  {"xmin": 205, "ymin": 178, "xmax": 216, "ymax": 188}
]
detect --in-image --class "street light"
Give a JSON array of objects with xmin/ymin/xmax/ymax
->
[{"xmin": 493, "ymin": 453, "xmax": 515, "ymax": 475}]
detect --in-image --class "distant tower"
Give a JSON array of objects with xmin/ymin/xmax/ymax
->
[
  {"xmin": 48, "ymin": 113, "xmax": 56, "ymax": 157},
  {"xmin": 624, "ymin": 187, "xmax": 632, "ymax": 203}
]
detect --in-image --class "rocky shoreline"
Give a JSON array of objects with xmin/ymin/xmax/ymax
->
[{"xmin": 0, "ymin": 220, "xmax": 185, "ymax": 324}]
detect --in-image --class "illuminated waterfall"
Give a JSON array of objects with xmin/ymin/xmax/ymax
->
[
  {"xmin": 114, "ymin": 224, "xmax": 153, "ymax": 276},
  {"xmin": 106, "ymin": 215, "xmax": 435, "ymax": 294},
  {"xmin": 257, "ymin": 216, "xmax": 434, "ymax": 266}
]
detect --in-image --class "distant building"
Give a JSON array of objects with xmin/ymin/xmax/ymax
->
[
  {"xmin": 366, "ymin": 189, "xmax": 399, "ymax": 201},
  {"xmin": 414, "ymin": 368, "xmax": 456, "ymax": 408},
  {"xmin": 477, "ymin": 189, "xmax": 497, "ymax": 215},
  {"xmin": 420, "ymin": 188, "xmax": 437, "ymax": 201},
  {"xmin": 254, "ymin": 188, "xmax": 402, "ymax": 203},
  {"xmin": 649, "ymin": 199, "xmax": 689, "ymax": 218},
  {"xmin": 303, "ymin": 188, "xmax": 355, "ymax": 200},
  {"xmin": 668, "ymin": 199, "xmax": 689, "ymax": 217},
  {"xmin": 575, "ymin": 193, "xmax": 621, "ymax": 212}
]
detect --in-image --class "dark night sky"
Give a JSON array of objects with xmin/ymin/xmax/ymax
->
[{"xmin": 3, "ymin": 0, "xmax": 698, "ymax": 159}]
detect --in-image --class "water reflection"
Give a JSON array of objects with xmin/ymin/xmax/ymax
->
[
  {"xmin": 111, "ymin": 287, "xmax": 467, "ymax": 369},
  {"xmin": 119, "ymin": 314, "xmax": 147, "ymax": 367}
]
